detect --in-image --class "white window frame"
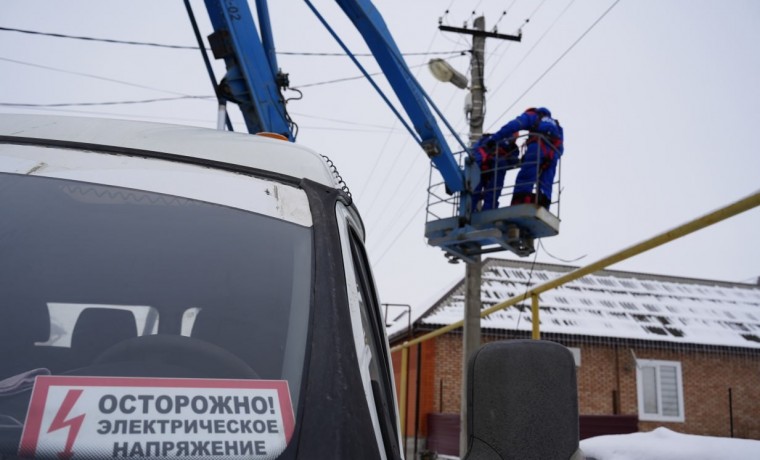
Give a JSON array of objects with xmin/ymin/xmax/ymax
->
[{"xmin": 636, "ymin": 359, "xmax": 685, "ymax": 422}]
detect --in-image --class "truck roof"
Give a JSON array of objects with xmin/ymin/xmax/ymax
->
[{"xmin": 0, "ymin": 114, "xmax": 340, "ymax": 188}]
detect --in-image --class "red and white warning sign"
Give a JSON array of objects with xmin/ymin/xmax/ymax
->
[{"xmin": 19, "ymin": 376, "xmax": 294, "ymax": 459}]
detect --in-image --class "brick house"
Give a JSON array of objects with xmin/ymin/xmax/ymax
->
[{"xmin": 388, "ymin": 258, "xmax": 760, "ymax": 453}]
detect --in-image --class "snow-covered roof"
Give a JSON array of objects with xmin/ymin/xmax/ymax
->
[{"xmin": 408, "ymin": 259, "xmax": 760, "ymax": 349}]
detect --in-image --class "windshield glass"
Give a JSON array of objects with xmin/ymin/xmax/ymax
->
[{"xmin": 0, "ymin": 172, "xmax": 312, "ymax": 459}]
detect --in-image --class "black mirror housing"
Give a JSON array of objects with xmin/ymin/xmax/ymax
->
[{"xmin": 464, "ymin": 340, "xmax": 581, "ymax": 460}]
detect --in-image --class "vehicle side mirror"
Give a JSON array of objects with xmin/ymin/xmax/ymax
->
[{"xmin": 464, "ymin": 340, "xmax": 583, "ymax": 460}]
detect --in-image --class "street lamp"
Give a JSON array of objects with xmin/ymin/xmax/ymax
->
[{"xmin": 428, "ymin": 58, "xmax": 468, "ymax": 89}]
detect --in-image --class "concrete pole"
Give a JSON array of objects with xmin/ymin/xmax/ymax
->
[
  {"xmin": 467, "ymin": 16, "xmax": 486, "ymax": 145},
  {"xmin": 460, "ymin": 15, "xmax": 486, "ymax": 459}
]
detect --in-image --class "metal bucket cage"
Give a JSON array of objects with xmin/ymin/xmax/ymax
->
[{"xmin": 424, "ymin": 134, "xmax": 562, "ymax": 261}]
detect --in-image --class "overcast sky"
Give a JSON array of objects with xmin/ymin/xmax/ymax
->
[{"xmin": 2, "ymin": 0, "xmax": 759, "ymax": 313}]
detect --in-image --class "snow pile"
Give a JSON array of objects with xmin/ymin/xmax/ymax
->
[{"xmin": 580, "ymin": 427, "xmax": 760, "ymax": 460}]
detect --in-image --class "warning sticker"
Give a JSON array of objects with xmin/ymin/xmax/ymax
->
[{"xmin": 19, "ymin": 376, "xmax": 294, "ymax": 459}]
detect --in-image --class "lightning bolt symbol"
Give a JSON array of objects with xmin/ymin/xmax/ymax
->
[{"xmin": 47, "ymin": 389, "xmax": 86, "ymax": 460}]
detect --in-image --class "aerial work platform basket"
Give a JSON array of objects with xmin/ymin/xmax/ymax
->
[{"xmin": 425, "ymin": 141, "xmax": 562, "ymax": 263}]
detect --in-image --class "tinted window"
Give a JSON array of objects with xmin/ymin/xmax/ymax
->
[
  {"xmin": 0, "ymin": 172, "xmax": 312, "ymax": 457},
  {"xmin": 348, "ymin": 230, "xmax": 400, "ymax": 459}
]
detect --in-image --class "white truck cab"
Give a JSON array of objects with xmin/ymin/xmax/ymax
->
[{"xmin": 0, "ymin": 114, "xmax": 401, "ymax": 459}]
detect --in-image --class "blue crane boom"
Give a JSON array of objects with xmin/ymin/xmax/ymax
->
[
  {"xmin": 202, "ymin": 0, "xmax": 464, "ymax": 192},
  {"xmin": 329, "ymin": 0, "xmax": 465, "ymax": 193},
  {"xmin": 199, "ymin": 0, "xmax": 560, "ymax": 261},
  {"xmin": 203, "ymin": 0, "xmax": 293, "ymax": 139}
]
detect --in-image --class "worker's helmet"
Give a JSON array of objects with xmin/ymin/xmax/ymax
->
[{"xmin": 525, "ymin": 107, "xmax": 551, "ymax": 117}]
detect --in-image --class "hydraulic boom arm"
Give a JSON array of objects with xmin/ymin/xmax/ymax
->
[
  {"xmin": 198, "ymin": 1, "xmax": 559, "ymax": 261},
  {"xmin": 203, "ymin": 0, "xmax": 293, "ymax": 139},
  {"xmin": 201, "ymin": 0, "xmax": 465, "ymax": 192},
  {"xmin": 329, "ymin": 0, "xmax": 465, "ymax": 192}
]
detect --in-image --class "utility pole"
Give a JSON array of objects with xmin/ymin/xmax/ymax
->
[
  {"xmin": 460, "ymin": 16, "xmax": 485, "ymax": 459},
  {"xmin": 439, "ymin": 16, "xmax": 521, "ymax": 458}
]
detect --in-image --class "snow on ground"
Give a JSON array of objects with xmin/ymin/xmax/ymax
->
[
  {"xmin": 426, "ymin": 428, "xmax": 759, "ymax": 460},
  {"xmin": 580, "ymin": 427, "xmax": 760, "ymax": 460}
]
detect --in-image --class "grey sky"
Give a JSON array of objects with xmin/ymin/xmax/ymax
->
[{"xmin": 2, "ymin": 0, "xmax": 758, "ymax": 312}]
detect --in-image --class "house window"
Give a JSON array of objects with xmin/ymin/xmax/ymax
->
[{"xmin": 636, "ymin": 359, "xmax": 685, "ymax": 422}]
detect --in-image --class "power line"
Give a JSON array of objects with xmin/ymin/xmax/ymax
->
[
  {"xmin": 0, "ymin": 104, "xmax": 225, "ymax": 124},
  {"xmin": 489, "ymin": 0, "xmax": 621, "ymax": 128},
  {"xmin": 0, "ymin": 103, "xmax": 403, "ymax": 136},
  {"xmin": 514, "ymin": 248, "xmax": 541, "ymax": 331},
  {"xmin": 0, "ymin": 26, "xmax": 199, "ymax": 49},
  {"xmin": 486, "ymin": 0, "xmax": 576, "ymax": 109},
  {"xmin": 358, "ymin": 18, "xmax": 450, "ymax": 218},
  {"xmin": 281, "ymin": 50, "xmax": 465, "ymax": 57},
  {"xmin": 371, "ymin": 0, "xmax": 595, "ymax": 269},
  {"xmin": 488, "ymin": 0, "xmax": 518, "ymax": 32},
  {"xmin": 0, "ymin": 55, "xmax": 457, "ymax": 107},
  {"xmin": 0, "ymin": 56, "xmax": 192, "ymax": 96},
  {"xmin": 366, "ymin": 153, "xmax": 426, "ymax": 232},
  {"xmin": 371, "ymin": 200, "xmax": 426, "ymax": 266},
  {"xmin": 447, "ymin": 1, "xmax": 549, "ymax": 145},
  {"xmin": 0, "ymin": 96, "xmax": 211, "ymax": 108},
  {"xmin": 0, "ymin": 26, "xmax": 464, "ymax": 57},
  {"xmin": 293, "ymin": 54, "xmax": 463, "ymax": 88},
  {"xmin": 484, "ymin": 0, "xmax": 549, "ymax": 83},
  {"xmin": 291, "ymin": 111, "xmax": 396, "ymax": 130},
  {"xmin": 538, "ymin": 239, "xmax": 587, "ymax": 263},
  {"xmin": 527, "ymin": 0, "xmax": 551, "ymax": 22}
]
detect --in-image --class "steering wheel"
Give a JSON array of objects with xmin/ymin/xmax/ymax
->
[{"xmin": 92, "ymin": 335, "xmax": 259, "ymax": 379}]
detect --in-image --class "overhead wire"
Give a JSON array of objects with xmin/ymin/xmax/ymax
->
[
  {"xmin": 365, "ymin": 151, "xmax": 426, "ymax": 232},
  {"xmin": 0, "ymin": 56, "xmax": 194, "ymax": 96},
  {"xmin": 489, "ymin": 3, "xmax": 515, "ymax": 32},
  {"xmin": 292, "ymin": 59, "xmax": 453, "ymax": 89},
  {"xmin": 362, "ymin": 20, "xmax": 474, "ymax": 239},
  {"xmin": 0, "ymin": 10, "xmax": 469, "ymax": 148},
  {"xmin": 371, "ymin": 200, "xmax": 426, "ymax": 266},
  {"xmin": 0, "ymin": 25, "xmax": 462, "ymax": 57},
  {"xmin": 484, "ymin": 0, "xmax": 546, "ymax": 83},
  {"xmin": 367, "ymin": 2, "xmax": 467, "ymax": 263},
  {"xmin": 356, "ymin": 11, "xmax": 444, "ymax": 210},
  {"xmin": 447, "ymin": 0, "xmax": 544, "ymax": 140},
  {"xmin": 526, "ymin": 0, "xmax": 552, "ymax": 23},
  {"xmin": 488, "ymin": 0, "xmax": 621, "ymax": 129},
  {"xmin": 372, "ymin": 0, "xmax": 620, "ymax": 266},
  {"xmin": 0, "ymin": 102, "xmax": 402, "ymax": 136},
  {"xmin": 183, "ymin": 0, "xmax": 233, "ymax": 132},
  {"xmin": 359, "ymin": 55, "xmax": 465, "ymax": 213},
  {"xmin": 538, "ymin": 239, "xmax": 587, "ymax": 263},
  {"xmin": 0, "ymin": 26, "xmax": 200, "ymax": 49},
  {"xmin": 0, "ymin": 96, "xmax": 211, "ymax": 108},
  {"xmin": 2, "ymin": 7, "xmax": 608, "ymax": 271},
  {"xmin": 486, "ymin": 0, "xmax": 576, "ymax": 111},
  {"xmin": 291, "ymin": 111, "xmax": 396, "ymax": 131},
  {"xmin": 449, "ymin": 0, "xmax": 550, "ymax": 133},
  {"xmin": 368, "ymin": 4, "xmax": 494, "ymax": 258},
  {"xmin": 0, "ymin": 105, "xmax": 223, "ymax": 124},
  {"xmin": 280, "ymin": 50, "xmax": 464, "ymax": 57},
  {"xmin": 0, "ymin": 55, "xmax": 456, "ymax": 127},
  {"xmin": 514, "ymin": 247, "xmax": 541, "ymax": 332}
]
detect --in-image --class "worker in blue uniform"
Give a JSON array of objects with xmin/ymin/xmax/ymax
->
[
  {"xmin": 480, "ymin": 107, "xmax": 563, "ymax": 209},
  {"xmin": 471, "ymin": 134, "xmax": 520, "ymax": 211}
]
